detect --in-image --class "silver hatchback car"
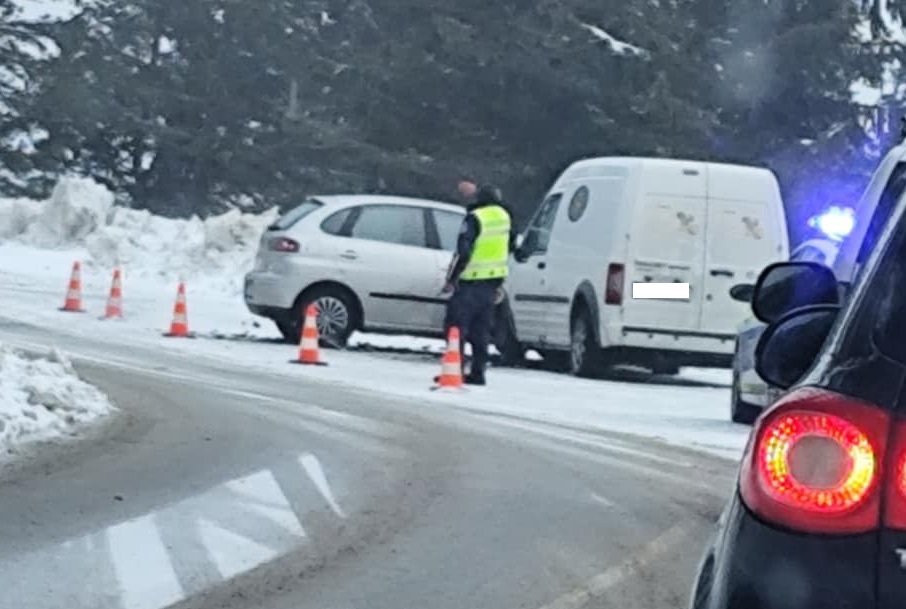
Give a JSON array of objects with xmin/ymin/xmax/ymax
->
[{"xmin": 244, "ymin": 195, "xmax": 466, "ymax": 345}]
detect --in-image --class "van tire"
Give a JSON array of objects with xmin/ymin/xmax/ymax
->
[
  {"xmin": 569, "ymin": 309, "xmax": 599, "ymax": 378},
  {"xmin": 493, "ymin": 300, "xmax": 525, "ymax": 367}
]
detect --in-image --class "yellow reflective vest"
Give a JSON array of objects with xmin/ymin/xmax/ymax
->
[{"xmin": 460, "ymin": 204, "xmax": 511, "ymax": 281}]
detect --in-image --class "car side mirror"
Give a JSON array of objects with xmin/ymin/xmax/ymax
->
[
  {"xmin": 729, "ymin": 283, "xmax": 755, "ymax": 303},
  {"xmin": 754, "ymin": 304, "xmax": 840, "ymax": 390},
  {"xmin": 752, "ymin": 261, "xmax": 839, "ymax": 324}
]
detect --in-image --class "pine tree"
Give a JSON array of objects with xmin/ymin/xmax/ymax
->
[{"xmin": 0, "ymin": 0, "xmax": 57, "ymax": 196}]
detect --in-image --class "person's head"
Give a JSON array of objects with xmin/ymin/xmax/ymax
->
[
  {"xmin": 457, "ymin": 180, "xmax": 478, "ymax": 200},
  {"xmin": 474, "ymin": 185, "xmax": 503, "ymax": 206}
]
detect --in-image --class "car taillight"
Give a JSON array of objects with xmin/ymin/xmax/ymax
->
[
  {"xmin": 739, "ymin": 387, "xmax": 889, "ymax": 534},
  {"xmin": 271, "ymin": 237, "xmax": 300, "ymax": 253},
  {"xmin": 605, "ymin": 263, "xmax": 624, "ymax": 305},
  {"xmin": 882, "ymin": 421, "xmax": 906, "ymax": 529}
]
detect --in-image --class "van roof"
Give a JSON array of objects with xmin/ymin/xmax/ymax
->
[
  {"xmin": 552, "ymin": 156, "xmax": 780, "ymax": 202},
  {"xmin": 559, "ymin": 156, "xmax": 775, "ymax": 178},
  {"xmin": 308, "ymin": 194, "xmax": 465, "ymax": 214}
]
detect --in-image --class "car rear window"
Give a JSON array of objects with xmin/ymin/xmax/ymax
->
[{"xmin": 269, "ymin": 200, "xmax": 322, "ymax": 231}]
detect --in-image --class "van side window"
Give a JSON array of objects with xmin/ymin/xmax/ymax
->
[
  {"xmin": 856, "ymin": 162, "xmax": 906, "ymax": 265},
  {"xmin": 520, "ymin": 193, "xmax": 563, "ymax": 256}
]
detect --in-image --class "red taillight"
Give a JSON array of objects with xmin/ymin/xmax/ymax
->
[
  {"xmin": 605, "ymin": 263, "xmax": 624, "ymax": 305},
  {"xmin": 740, "ymin": 387, "xmax": 889, "ymax": 534},
  {"xmin": 271, "ymin": 237, "xmax": 300, "ymax": 253},
  {"xmin": 882, "ymin": 421, "xmax": 906, "ymax": 529}
]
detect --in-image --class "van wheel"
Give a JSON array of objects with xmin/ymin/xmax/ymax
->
[
  {"xmin": 731, "ymin": 368, "xmax": 760, "ymax": 425},
  {"xmin": 493, "ymin": 301, "xmax": 525, "ymax": 367},
  {"xmin": 292, "ymin": 286, "xmax": 359, "ymax": 348},
  {"xmin": 569, "ymin": 310, "xmax": 599, "ymax": 378}
]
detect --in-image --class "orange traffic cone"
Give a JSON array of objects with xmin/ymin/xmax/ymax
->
[
  {"xmin": 291, "ymin": 304, "xmax": 327, "ymax": 366},
  {"xmin": 60, "ymin": 261, "xmax": 85, "ymax": 313},
  {"xmin": 104, "ymin": 268, "xmax": 123, "ymax": 319},
  {"xmin": 164, "ymin": 282, "xmax": 193, "ymax": 338},
  {"xmin": 433, "ymin": 327, "xmax": 464, "ymax": 390}
]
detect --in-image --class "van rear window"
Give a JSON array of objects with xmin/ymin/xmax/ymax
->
[{"xmin": 269, "ymin": 200, "xmax": 323, "ymax": 231}]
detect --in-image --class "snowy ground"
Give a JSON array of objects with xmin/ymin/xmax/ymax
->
[
  {"xmin": 0, "ymin": 178, "xmax": 750, "ymax": 459},
  {"xmin": 0, "ymin": 343, "xmax": 114, "ymax": 454}
]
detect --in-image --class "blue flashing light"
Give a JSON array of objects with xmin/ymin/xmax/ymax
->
[{"xmin": 808, "ymin": 206, "xmax": 855, "ymax": 242}]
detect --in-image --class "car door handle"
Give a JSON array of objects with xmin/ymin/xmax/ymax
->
[
  {"xmin": 710, "ymin": 269, "xmax": 734, "ymax": 278},
  {"xmin": 537, "ymin": 261, "xmax": 546, "ymax": 269},
  {"xmin": 340, "ymin": 250, "xmax": 359, "ymax": 260}
]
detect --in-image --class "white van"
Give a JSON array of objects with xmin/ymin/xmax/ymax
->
[{"xmin": 495, "ymin": 156, "xmax": 789, "ymax": 376}]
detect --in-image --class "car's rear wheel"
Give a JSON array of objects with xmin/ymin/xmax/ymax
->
[
  {"xmin": 291, "ymin": 286, "xmax": 359, "ymax": 348},
  {"xmin": 731, "ymin": 366, "xmax": 761, "ymax": 425}
]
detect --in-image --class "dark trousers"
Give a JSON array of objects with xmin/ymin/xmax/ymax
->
[{"xmin": 443, "ymin": 280, "xmax": 497, "ymax": 378}]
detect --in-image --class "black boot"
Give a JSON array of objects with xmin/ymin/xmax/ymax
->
[{"xmin": 464, "ymin": 373, "xmax": 486, "ymax": 386}]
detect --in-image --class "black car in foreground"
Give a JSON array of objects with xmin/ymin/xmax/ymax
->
[{"xmin": 689, "ymin": 188, "xmax": 906, "ymax": 608}]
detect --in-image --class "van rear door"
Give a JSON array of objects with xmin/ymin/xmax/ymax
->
[
  {"xmin": 700, "ymin": 166, "xmax": 788, "ymax": 336},
  {"xmin": 622, "ymin": 162, "xmax": 707, "ymax": 332}
]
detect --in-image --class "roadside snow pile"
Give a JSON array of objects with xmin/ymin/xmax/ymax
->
[
  {"xmin": 0, "ymin": 344, "xmax": 115, "ymax": 450},
  {"xmin": 0, "ymin": 177, "xmax": 279, "ymax": 295}
]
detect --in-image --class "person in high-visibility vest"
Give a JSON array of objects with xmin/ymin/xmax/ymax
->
[{"xmin": 441, "ymin": 183, "xmax": 517, "ymax": 385}]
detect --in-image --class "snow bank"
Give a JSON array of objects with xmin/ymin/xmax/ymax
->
[
  {"xmin": 0, "ymin": 343, "xmax": 115, "ymax": 450},
  {"xmin": 0, "ymin": 177, "xmax": 279, "ymax": 295}
]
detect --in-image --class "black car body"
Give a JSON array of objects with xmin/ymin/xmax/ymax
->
[{"xmin": 690, "ymin": 188, "xmax": 906, "ymax": 608}]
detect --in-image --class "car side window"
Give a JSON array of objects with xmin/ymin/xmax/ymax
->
[
  {"xmin": 433, "ymin": 210, "xmax": 466, "ymax": 251},
  {"xmin": 349, "ymin": 205, "xmax": 427, "ymax": 248},
  {"xmin": 520, "ymin": 193, "xmax": 563, "ymax": 257},
  {"xmin": 320, "ymin": 208, "xmax": 354, "ymax": 236},
  {"xmin": 271, "ymin": 200, "xmax": 322, "ymax": 230}
]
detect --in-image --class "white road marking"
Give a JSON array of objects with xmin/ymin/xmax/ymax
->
[
  {"xmin": 197, "ymin": 518, "xmax": 279, "ymax": 580},
  {"xmin": 300, "ymin": 453, "xmax": 347, "ymax": 518},
  {"xmin": 224, "ymin": 470, "xmax": 307, "ymax": 538},
  {"xmin": 591, "ymin": 492, "xmax": 615, "ymax": 508},
  {"xmin": 106, "ymin": 514, "xmax": 185, "ymax": 609},
  {"xmin": 535, "ymin": 522, "xmax": 690, "ymax": 609}
]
